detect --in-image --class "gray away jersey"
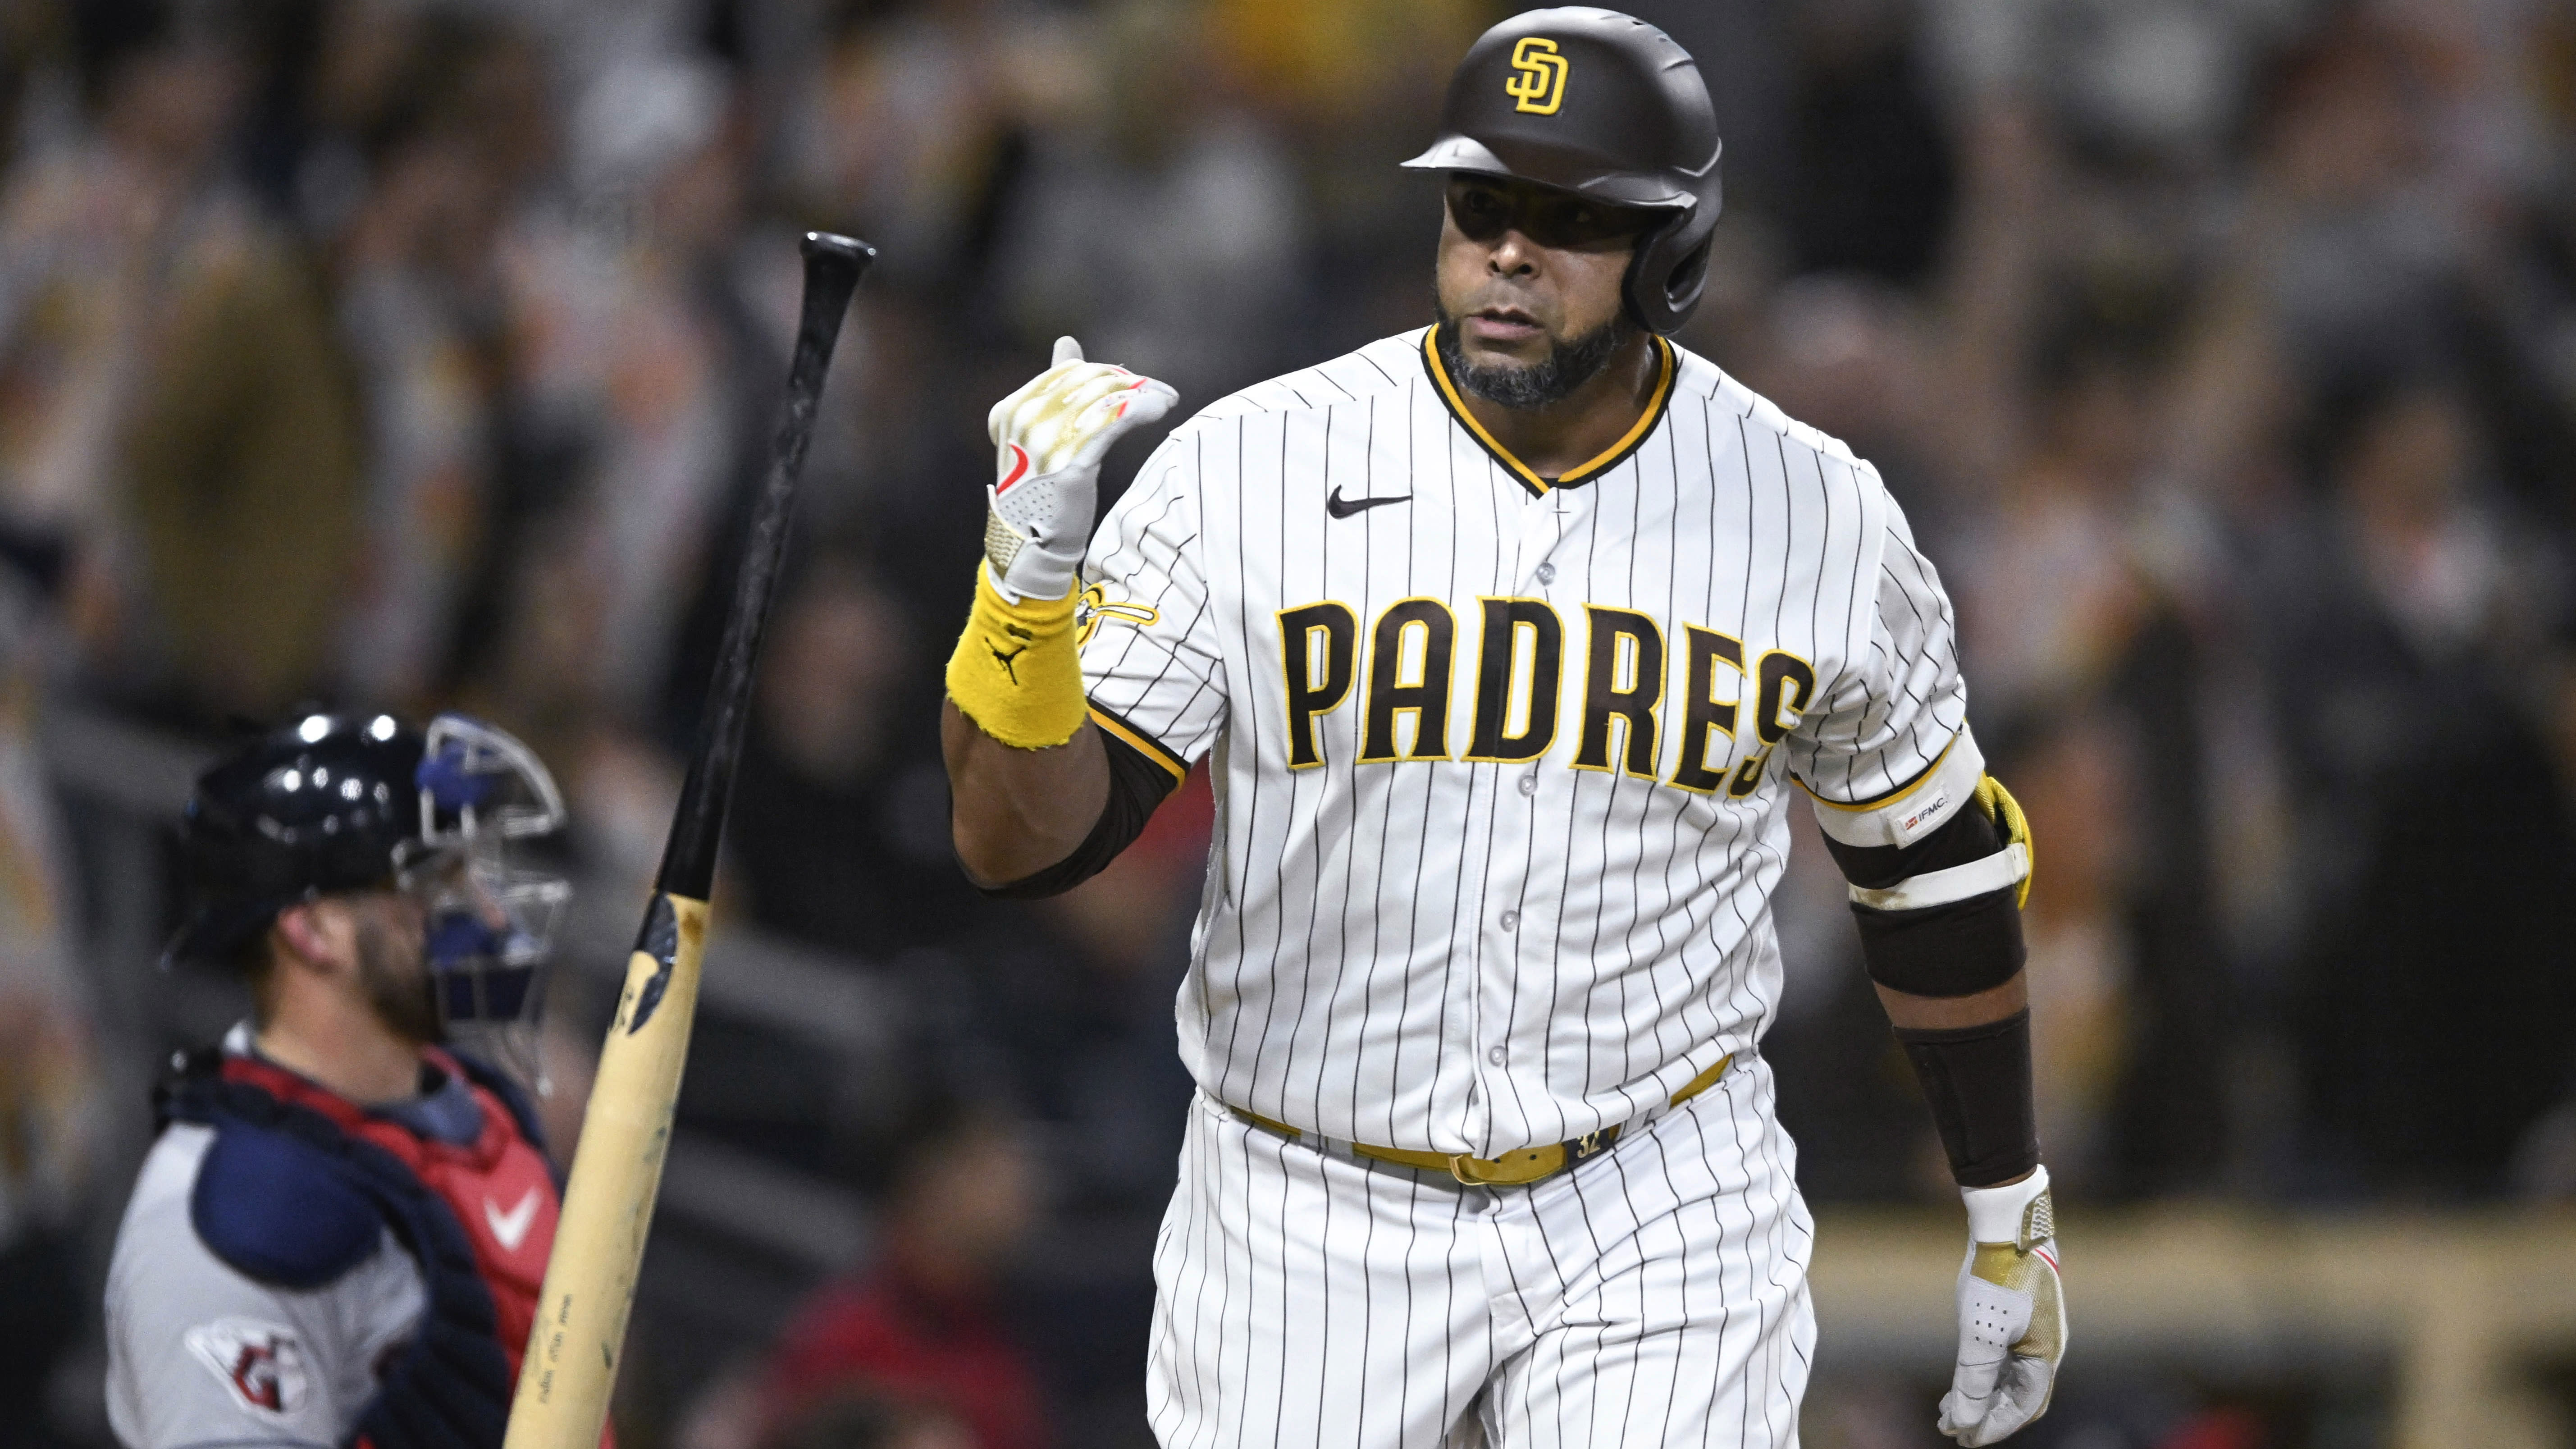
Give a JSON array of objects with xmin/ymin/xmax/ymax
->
[
  {"xmin": 1077, "ymin": 326, "xmax": 1982, "ymax": 1158},
  {"xmin": 105, "ymin": 1121, "xmax": 426, "ymax": 1448}
]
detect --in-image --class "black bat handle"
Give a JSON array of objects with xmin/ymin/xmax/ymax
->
[{"xmin": 654, "ymin": 232, "xmax": 876, "ymax": 902}]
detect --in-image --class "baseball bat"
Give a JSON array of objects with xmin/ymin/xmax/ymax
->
[{"xmin": 505, "ymin": 232, "xmax": 875, "ymax": 1449}]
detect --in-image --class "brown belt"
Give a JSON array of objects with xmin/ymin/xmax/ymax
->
[{"xmin": 1229, "ymin": 1052, "xmax": 1733, "ymax": 1187}]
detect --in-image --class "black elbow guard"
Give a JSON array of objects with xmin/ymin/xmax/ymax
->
[
  {"xmin": 1827, "ymin": 775, "xmax": 2030, "ymax": 998},
  {"xmin": 1853, "ymin": 893, "xmax": 2026, "ymax": 997}
]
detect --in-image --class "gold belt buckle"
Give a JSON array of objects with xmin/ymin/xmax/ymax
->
[
  {"xmin": 1443, "ymin": 1051, "xmax": 1731, "ymax": 1187},
  {"xmin": 1446, "ymin": 1144, "xmax": 1566, "ymax": 1186}
]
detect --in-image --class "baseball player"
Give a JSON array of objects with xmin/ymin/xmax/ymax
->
[
  {"xmin": 941, "ymin": 9, "xmax": 2063, "ymax": 1446},
  {"xmin": 102, "ymin": 713, "xmax": 583, "ymax": 1449}
]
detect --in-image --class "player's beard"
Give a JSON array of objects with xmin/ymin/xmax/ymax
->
[
  {"xmin": 1434, "ymin": 301, "xmax": 1635, "ymax": 410},
  {"xmin": 356, "ymin": 914, "xmax": 443, "ymax": 1047}
]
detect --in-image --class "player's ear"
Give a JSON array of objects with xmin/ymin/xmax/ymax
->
[{"xmin": 272, "ymin": 899, "xmax": 357, "ymax": 980}]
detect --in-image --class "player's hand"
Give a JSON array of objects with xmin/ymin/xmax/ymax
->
[
  {"xmin": 983, "ymin": 336, "xmax": 1178, "ymax": 603},
  {"xmin": 1938, "ymin": 1167, "xmax": 2064, "ymax": 1446}
]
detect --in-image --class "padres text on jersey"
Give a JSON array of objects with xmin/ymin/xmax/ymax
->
[{"xmin": 1077, "ymin": 327, "xmax": 1977, "ymax": 1159}]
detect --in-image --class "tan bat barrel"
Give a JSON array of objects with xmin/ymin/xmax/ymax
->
[{"xmin": 504, "ymin": 892, "xmax": 708, "ymax": 1449}]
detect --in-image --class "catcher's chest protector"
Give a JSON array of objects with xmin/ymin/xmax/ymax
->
[{"xmin": 160, "ymin": 1049, "xmax": 562, "ymax": 1443}]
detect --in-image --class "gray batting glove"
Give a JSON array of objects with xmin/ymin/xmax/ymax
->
[
  {"xmin": 1939, "ymin": 1166, "xmax": 2065, "ymax": 1445},
  {"xmin": 982, "ymin": 336, "xmax": 1179, "ymax": 604}
]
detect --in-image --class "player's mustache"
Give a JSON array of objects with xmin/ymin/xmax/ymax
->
[{"xmin": 1437, "ymin": 293, "xmax": 1563, "ymax": 336}]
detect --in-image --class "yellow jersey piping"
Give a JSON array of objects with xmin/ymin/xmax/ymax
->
[
  {"xmin": 1795, "ymin": 733, "xmax": 1959, "ymax": 813},
  {"xmin": 1420, "ymin": 327, "xmax": 1676, "ymax": 498},
  {"xmin": 1089, "ymin": 703, "xmax": 1188, "ymax": 786}
]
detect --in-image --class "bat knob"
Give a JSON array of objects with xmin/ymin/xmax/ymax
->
[{"xmin": 802, "ymin": 232, "xmax": 877, "ymax": 272}]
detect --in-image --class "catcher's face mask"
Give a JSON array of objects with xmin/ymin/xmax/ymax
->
[{"xmin": 395, "ymin": 715, "xmax": 571, "ymax": 1083}]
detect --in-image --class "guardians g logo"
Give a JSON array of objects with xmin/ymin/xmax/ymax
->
[{"xmin": 1505, "ymin": 37, "xmax": 1569, "ymax": 115}]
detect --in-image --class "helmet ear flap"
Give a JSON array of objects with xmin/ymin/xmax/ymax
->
[
  {"xmin": 1658, "ymin": 233, "xmax": 1715, "ymax": 328},
  {"xmin": 1623, "ymin": 215, "xmax": 1717, "ymax": 336}
]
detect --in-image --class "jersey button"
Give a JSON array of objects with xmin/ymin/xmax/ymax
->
[
  {"xmin": 1535, "ymin": 562, "xmax": 1557, "ymax": 584},
  {"xmin": 1499, "ymin": 909, "xmax": 1519, "ymax": 931},
  {"xmin": 1518, "ymin": 771, "xmax": 1538, "ymax": 796},
  {"xmin": 1489, "ymin": 1046, "xmax": 1508, "ymax": 1066}
]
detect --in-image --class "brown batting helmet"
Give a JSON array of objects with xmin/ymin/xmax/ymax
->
[{"xmin": 1403, "ymin": 7, "xmax": 1725, "ymax": 335}]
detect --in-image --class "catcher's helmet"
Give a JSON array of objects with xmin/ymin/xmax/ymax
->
[
  {"xmin": 172, "ymin": 713, "xmax": 432, "ymax": 967},
  {"xmin": 169, "ymin": 712, "xmax": 570, "ymax": 1038},
  {"xmin": 1403, "ymin": 7, "xmax": 1724, "ymax": 335}
]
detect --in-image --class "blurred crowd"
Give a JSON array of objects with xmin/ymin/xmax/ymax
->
[{"xmin": 2, "ymin": 0, "xmax": 2574, "ymax": 1445}]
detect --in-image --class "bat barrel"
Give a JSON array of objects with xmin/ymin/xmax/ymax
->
[{"xmin": 654, "ymin": 232, "xmax": 876, "ymax": 902}]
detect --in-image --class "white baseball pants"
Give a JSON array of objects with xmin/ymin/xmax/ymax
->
[{"xmin": 1146, "ymin": 1056, "xmax": 1815, "ymax": 1448}]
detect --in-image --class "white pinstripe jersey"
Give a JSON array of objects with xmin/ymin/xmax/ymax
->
[{"xmin": 1078, "ymin": 326, "xmax": 1983, "ymax": 1158}]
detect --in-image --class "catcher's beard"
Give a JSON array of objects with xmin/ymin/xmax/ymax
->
[
  {"xmin": 357, "ymin": 914, "xmax": 443, "ymax": 1047},
  {"xmin": 1434, "ymin": 300, "xmax": 1636, "ymax": 410}
]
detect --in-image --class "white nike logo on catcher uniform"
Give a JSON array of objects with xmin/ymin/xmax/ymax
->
[{"xmin": 484, "ymin": 1188, "xmax": 539, "ymax": 1252}]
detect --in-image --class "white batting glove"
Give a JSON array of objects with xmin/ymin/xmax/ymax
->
[
  {"xmin": 1939, "ymin": 1167, "xmax": 2066, "ymax": 1446},
  {"xmin": 982, "ymin": 336, "xmax": 1178, "ymax": 604}
]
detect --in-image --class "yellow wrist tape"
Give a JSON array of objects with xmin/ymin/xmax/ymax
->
[{"xmin": 945, "ymin": 562, "xmax": 1087, "ymax": 749}]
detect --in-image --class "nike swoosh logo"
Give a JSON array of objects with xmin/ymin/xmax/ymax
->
[
  {"xmin": 1326, "ymin": 487, "xmax": 1412, "ymax": 519},
  {"xmin": 484, "ymin": 1188, "xmax": 540, "ymax": 1252}
]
